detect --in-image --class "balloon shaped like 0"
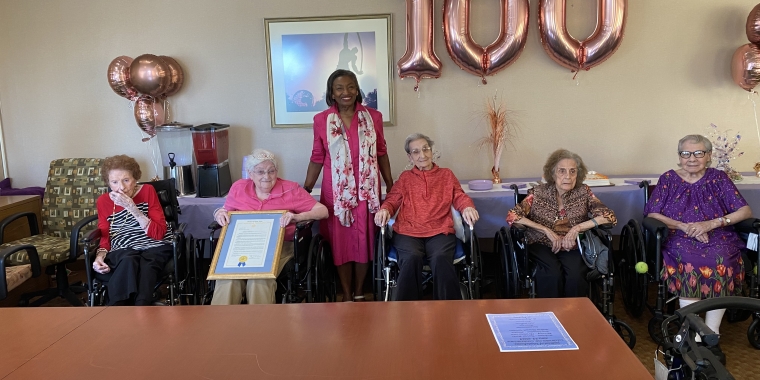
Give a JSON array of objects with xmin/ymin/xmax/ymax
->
[
  {"xmin": 133, "ymin": 95, "xmax": 166, "ymax": 137},
  {"xmin": 130, "ymin": 54, "xmax": 171, "ymax": 97},
  {"xmin": 107, "ymin": 56, "xmax": 138, "ymax": 100},
  {"xmin": 731, "ymin": 43, "xmax": 760, "ymax": 92},
  {"xmin": 159, "ymin": 56, "xmax": 184, "ymax": 97},
  {"xmin": 443, "ymin": 0, "xmax": 530, "ymax": 84},
  {"xmin": 398, "ymin": 0, "xmax": 442, "ymax": 91},
  {"xmin": 538, "ymin": 0, "xmax": 627, "ymax": 72}
]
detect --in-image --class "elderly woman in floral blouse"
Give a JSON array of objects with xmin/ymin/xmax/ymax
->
[
  {"xmin": 644, "ymin": 134, "xmax": 750, "ymax": 363},
  {"xmin": 506, "ymin": 149, "xmax": 616, "ymax": 298}
]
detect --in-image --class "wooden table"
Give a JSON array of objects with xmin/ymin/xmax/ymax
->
[
  {"xmin": 0, "ymin": 307, "xmax": 104, "ymax": 378},
  {"xmin": 0, "ymin": 195, "xmax": 42, "ymax": 243},
  {"xmin": 1, "ymin": 298, "xmax": 651, "ymax": 379}
]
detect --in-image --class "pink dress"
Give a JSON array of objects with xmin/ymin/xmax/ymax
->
[{"xmin": 310, "ymin": 103, "xmax": 387, "ymax": 265}]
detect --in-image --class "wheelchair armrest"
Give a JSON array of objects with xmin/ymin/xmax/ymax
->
[
  {"xmin": 638, "ymin": 180, "xmax": 651, "ymax": 189},
  {"xmin": 597, "ymin": 223, "xmax": 614, "ymax": 230},
  {"xmin": 733, "ymin": 218, "xmax": 759, "ymax": 234},
  {"xmin": 208, "ymin": 221, "xmax": 221, "ymax": 230},
  {"xmin": 0, "ymin": 211, "xmax": 40, "ymax": 243},
  {"xmin": 175, "ymin": 222, "xmax": 187, "ymax": 236},
  {"xmin": 642, "ymin": 217, "xmax": 669, "ymax": 239},
  {"xmin": 296, "ymin": 220, "xmax": 315, "ymax": 230},
  {"xmin": 70, "ymin": 214, "xmax": 99, "ymax": 261},
  {"xmin": 82, "ymin": 229, "xmax": 102, "ymax": 270}
]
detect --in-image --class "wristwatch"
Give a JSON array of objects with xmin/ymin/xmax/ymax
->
[{"xmin": 724, "ymin": 217, "xmax": 731, "ymax": 226}]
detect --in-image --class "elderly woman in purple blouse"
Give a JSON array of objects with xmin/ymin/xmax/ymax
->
[{"xmin": 645, "ymin": 134, "xmax": 750, "ymax": 359}]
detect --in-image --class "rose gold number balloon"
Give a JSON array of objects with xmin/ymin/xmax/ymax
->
[
  {"xmin": 107, "ymin": 56, "xmax": 138, "ymax": 100},
  {"xmin": 159, "ymin": 56, "xmax": 184, "ymax": 97},
  {"xmin": 443, "ymin": 0, "xmax": 529, "ymax": 84},
  {"xmin": 130, "ymin": 54, "xmax": 171, "ymax": 97},
  {"xmin": 538, "ymin": 0, "xmax": 627, "ymax": 73},
  {"xmin": 134, "ymin": 95, "xmax": 166, "ymax": 138},
  {"xmin": 398, "ymin": 0, "xmax": 442, "ymax": 91},
  {"xmin": 747, "ymin": 4, "xmax": 760, "ymax": 44},
  {"xmin": 731, "ymin": 44, "xmax": 760, "ymax": 92}
]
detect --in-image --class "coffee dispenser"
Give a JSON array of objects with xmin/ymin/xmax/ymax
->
[
  {"xmin": 192, "ymin": 123, "xmax": 231, "ymax": 197},
  {"xmin": 155, "ymin": 123, "xmax": 195, "ymax": 196}
]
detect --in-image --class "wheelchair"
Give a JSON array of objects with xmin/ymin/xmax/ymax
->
[
  {"xmin": 373, "ymin": 212, "xmax": 482, "ymax": 301},
  {"xmin": 618, "ymin": 181, "xmax": 760, "ymax": 348},
  {"xmin": 494, "ymin": 184, "xmax": 636, "ymax": 349},
  {"xmin": 205, "ymin": 220, "xmax": 337, "ymax": 304},
  {"xmin": 656, "ymin": 297, "xmax": 760, "ymax": 380},
  {"xmin": 83, "ymin": 179, "xmax": 197, "ymax": 306}
]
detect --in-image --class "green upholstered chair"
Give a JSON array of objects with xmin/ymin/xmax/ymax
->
[
  {"xmin": 1, "ymin": 245, "xmax": 41, "ymax": 300},
  {"xmin": 0, "ymin": 158, "xmax": 107, "ymax": 306}
]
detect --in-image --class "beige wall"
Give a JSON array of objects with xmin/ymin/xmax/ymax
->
[{"xmin": 0, "ymin": 0, "xmax": 757, "ymax": 188}]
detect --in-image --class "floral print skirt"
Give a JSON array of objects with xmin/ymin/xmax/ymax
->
[{"xmin": 661, "ymin": 247, "xmax": 744, "ymax": 299}]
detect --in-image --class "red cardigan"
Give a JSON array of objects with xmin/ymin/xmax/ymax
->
[{"xmin": 380, "ymin": 164, "xmax": 474, "ymax": 238}]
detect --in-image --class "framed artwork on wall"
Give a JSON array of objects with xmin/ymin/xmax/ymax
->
[{"xmin": 264, "ymin": 14, "xmax": 394, "ymax": 128}]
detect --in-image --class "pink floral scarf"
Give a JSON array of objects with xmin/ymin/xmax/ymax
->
[{"xmin": 327, "ymin": 105, "xmax": 380, "ymax": 227}]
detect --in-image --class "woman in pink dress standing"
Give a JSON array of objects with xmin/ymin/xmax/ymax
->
[{"xmin": 303, "ymin": 69, "xmax": 394, "ymax": 302}]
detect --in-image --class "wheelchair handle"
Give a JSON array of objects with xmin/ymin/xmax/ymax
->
[{"xmin": 675, "ymin": 296, "xmax": 760, "ymax": 317}]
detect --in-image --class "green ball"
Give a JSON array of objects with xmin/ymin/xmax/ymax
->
[{"xmin": 635, "ymin": 262, "xmax": 648, "ymax": 274}]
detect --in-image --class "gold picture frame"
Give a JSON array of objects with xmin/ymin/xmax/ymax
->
[{"xmin": 207, "ymin": 211, "xmax": 286, "ymax": 280}]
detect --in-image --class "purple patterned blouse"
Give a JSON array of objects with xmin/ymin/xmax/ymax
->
[{"xmin": 644, "ymin": 168, "xmax": 747, "ymax": 299}]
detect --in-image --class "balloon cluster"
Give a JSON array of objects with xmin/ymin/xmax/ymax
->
[
  {"xmin": 107, "ymin": 54, "xmax": 184, "ymax": 138},
  {"xmin": 732, "ymin": 5, "xmax": 760, "ymax": 92}
]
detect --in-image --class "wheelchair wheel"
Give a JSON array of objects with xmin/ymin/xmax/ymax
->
[
  {"xmin": 373, "ymin": 228, "xmax": 395, "ymax": 302},
  {"xmin": 618, "ymin": 220, "xmax": 648, "ymax": 317},
  {"xmin": 727, "ymin": 251, "xmax": 754, "ymax": 323},
  {"xmin": 497, "ymin": 227, "xmax": 521, "ymax": 299},
  {"xmin": 611, "ymin": 319, "xmax": 636, "ymax": 349},
  {"xmin": 749, "ymin": 317, "xmax": 760, "ymax": 349},
  {"xmin": 307, "ymin": 235, "xmax": 337, "ymax": 303},
  {"xmin": 648, "ymin": 314, "xmax": 680, "ymax": 346}
]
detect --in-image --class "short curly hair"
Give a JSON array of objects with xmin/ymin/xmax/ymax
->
[
  {"xmin": 542, "ymin": 149, "xmax": 587, "ymax": 190},
  {"xmin": 102, "ymin": 155, "xmax": 142, "ymax": 183}
]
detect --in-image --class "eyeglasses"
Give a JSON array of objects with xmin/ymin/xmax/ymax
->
[
  {"xmin": 252, "ymin": 169, "xmax": 277, "ymax": 176},
  {"xmin": 409, "ymin": 147, "xmax": 432, "ymax": 156},
  {"xmin": 556, "ymin": 168, "xmax": 578, "ymax": 177},
  {"xmin": 678, "ymin": 150, "xmax": 709, "ymax": 159}
]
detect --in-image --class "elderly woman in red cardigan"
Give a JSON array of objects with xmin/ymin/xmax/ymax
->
[{"xmin": 374, "ymin": 133, "xmax": 479, "ymax": 300}]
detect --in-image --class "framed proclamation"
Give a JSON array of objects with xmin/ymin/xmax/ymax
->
[{"xmin": 207, "ymin": 211, "xmax": 286, "ymax": 280}]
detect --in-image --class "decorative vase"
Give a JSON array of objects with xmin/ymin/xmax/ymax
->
[{"xmin": 491, "ymin": 166, "xmax": 501, "ymax": 184}]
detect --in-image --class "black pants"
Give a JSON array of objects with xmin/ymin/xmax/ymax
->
[
  {"xmin": 393, "ymin": 233, "xmax": 461, "ymax": 301},
  {"xmin": 104, "ymin": 245, "xmax": 173, "ymax": 306},
  {"xmin": 529, "ymin": 243, "xmax": 588, "ymax": 298}
]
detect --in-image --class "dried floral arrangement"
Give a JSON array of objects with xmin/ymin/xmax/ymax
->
[
  {"xmin": 476, "ymin": 93, "xmax": 519, "ymax": 183},
  {"xmin": 706, "ymin": 123, "xmax": 744, "ymax": 182}
]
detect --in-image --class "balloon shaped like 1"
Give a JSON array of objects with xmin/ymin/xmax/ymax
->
[
  {"xmin": 747, "ymin": 3, "xmax": 760, "ymax": 45},
  {"xmin": 159, "ymin": 56, "xmax": 184, "ymax": 97},
  {"xmin": 107, "ymin": 56, "xmax": 138, "ymax": 100},
  {"xmin": 398, "ymin": 0, "xmax": 442, "ymax": 91},
  {"xmin": 538, "ymin": 0, "xmax": 627, "ymax": 73},
  {"xmin": 731, "ymin": 44, "xmax": 760, "ymax": 92},
  {"xmin": 442, "ymin": 0, "xmax": 530, "ymax": 84},
  {"xmin": 130, "ymin": 54, "xmax": 171, "ymax": 97},
  {"xmin": 134, "ymin": 95, "xmax": 166, "ymax": 140}
]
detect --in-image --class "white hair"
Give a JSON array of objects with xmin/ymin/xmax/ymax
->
[{"xmin": 244, "ymin": 149, "xmax": 277, "ymax": 173}]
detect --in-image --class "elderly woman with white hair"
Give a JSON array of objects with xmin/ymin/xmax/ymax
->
[
  {"xmin": 212, "ymin": 149, "xmax": 328, "ymax": 305},
  {"xmin": 375, "ymin": 133, "xmax": 479, "ymax": 300}
]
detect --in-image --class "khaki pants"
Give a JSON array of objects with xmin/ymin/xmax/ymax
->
[{"xmin": 211, "ymin": 243, "xmax": 294, "ymax": 305}]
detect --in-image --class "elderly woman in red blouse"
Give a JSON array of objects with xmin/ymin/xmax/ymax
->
[
  {"xmin": 375, "ymin": 133, "xmax": 479, "ymax": 300},
  {"xmin": 506, "ymin": 149, "xmax": 616, "ymax": 298},
  {"xmin": 92, "ymin": 155, "xmax": 173, "ymax": 306}
]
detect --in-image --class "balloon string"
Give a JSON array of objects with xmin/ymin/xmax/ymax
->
[{"xmin": 750, "ymin": 92, "xmax": 760, "ymax": 152}]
